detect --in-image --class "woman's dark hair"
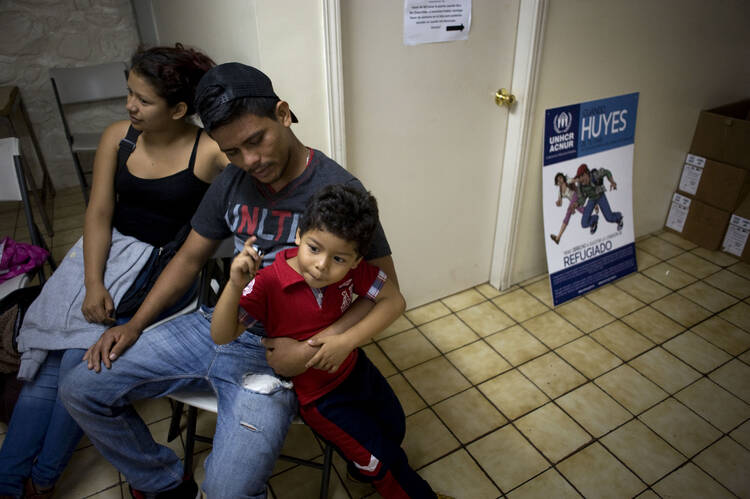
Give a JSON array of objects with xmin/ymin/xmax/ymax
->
[
  {"xmin": 129, "ymin": 43, "xmax": 215, "ymax": 115},
  {"xmin": 298, "ymin": 184, "xmax": 379, "ymax": 257},
  {"xmin": 554, "ymin": 172, "xmax": 566, "ymax": 186}
]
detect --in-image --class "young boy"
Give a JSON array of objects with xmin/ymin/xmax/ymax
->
[{"xmin": 212, "ymin": 184, "xmax": 447, "ymax": 499}]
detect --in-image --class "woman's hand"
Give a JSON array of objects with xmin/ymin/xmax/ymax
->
[{"xmin": 81, "ymin": 282, "xmax": 115, "ymax": 325}]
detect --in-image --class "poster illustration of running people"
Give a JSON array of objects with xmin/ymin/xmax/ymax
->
[{"xmin": 543, "ymin": 92, "xmax": 639, "ymax": 306}]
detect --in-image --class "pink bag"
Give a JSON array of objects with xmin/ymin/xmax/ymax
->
[{"xmin": 0, "ymin": 237, "xmax": 49, "ymax": 284}]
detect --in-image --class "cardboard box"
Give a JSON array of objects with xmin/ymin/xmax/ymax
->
[
  {"xmin": 690, "ymin": 100, "xmax": 750, "ymax": 170},
  {"xmin": 721, "ymin": 192, "xmax": 750, "ymax": 262},
  {"xmin": 665, "ymin": 192, "xmax": 731, "ymax": 250},
  {"xmin": 677, "ymin": 154, "xmax": 750, "ymax": 211}
]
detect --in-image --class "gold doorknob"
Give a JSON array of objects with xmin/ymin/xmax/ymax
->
[{"xmin": 495, "ymin": 88, "xmax": 516, "ymax": 107}]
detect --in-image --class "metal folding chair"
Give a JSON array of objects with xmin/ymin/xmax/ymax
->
[{"xmin": 49, "ymin": 62, "xmax": 128, "ymax": 204}]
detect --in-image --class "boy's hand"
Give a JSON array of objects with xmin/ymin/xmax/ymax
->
[
  {"xmin": 230, "ymin": 236, "xmax": 262, "ymax": 288},
  {"xmin": 305, "ymin": 335, "xmax": 355, "ymax": 373}
]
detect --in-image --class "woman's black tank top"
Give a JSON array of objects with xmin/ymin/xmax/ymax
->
[{"xmin": 112, "ymin": 126, "xmax": 210, "ymax": 247}]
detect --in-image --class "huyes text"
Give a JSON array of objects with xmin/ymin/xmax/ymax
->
[{"xmin": 581, "ymin": 106, "xmax": 628, "ymax": 142}]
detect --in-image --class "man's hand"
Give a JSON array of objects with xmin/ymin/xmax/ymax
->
[
  {"xmin": 81, "ymin": 283, "xmax": 115, "ymax": 325},
  {"xmin": 609, "ymin": 180, "xmax": 617, "ymax": 191},
  {"xmin": 84, "ymin": 324, "xmax": 141, "ymax": 372},
  {"xmin": 305, "ymin": 334, "xmax": 355, "ymax": 373},
  {"xmin": 261, "ymin": 336, "xmax": 315, "ymax": 377}
]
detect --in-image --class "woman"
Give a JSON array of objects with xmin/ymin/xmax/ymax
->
[
  {"xmin": 0, "ymin": 44, "xmax": 225, "ymax": 499},
  {"xmin": 550, "ymin": 172, "xmax": 583, "ymax": 244}
]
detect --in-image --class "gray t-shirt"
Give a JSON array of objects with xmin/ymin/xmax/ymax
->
[{"xmin": 191, "ymin": 148, "xmax": 391, "ymax": 267}]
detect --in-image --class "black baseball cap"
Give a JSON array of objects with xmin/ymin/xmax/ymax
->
[{"xmin": 195, "ymin": 62, "xmax": 298, "ymax": 123}]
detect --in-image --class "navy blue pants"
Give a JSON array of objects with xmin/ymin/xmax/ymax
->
[{"xmin": 299, "ymin": 351, "xmax": 435, "ymax": 498}]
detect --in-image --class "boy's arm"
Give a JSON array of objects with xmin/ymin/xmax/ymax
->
[
  {"xmin": 305, "ymin": 276, "xmax": 405, "ymax": 373},
  {"xmin": 212, "ymin": 237, "xmax": 262, "ymax": 345},
  {"xmin": 211, "ymin": 281, "xmax": 248, "ymax": 345},
  {"xmin": 261, "ymin": 255, "xmax": 399, "ymax": 376}
]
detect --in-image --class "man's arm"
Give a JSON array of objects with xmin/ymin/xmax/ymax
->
[
  {"xmin": 262, "ymin": 255, "xmax": 400, "ymax": 377},
  {"xmin": 307, "ymin": 276, "xmax": 405, "ymax": 373},
  {"xmin": 84, "ymin": 230, "xmax": 220, "ymax": 371},
  {"xmin": 603, "ymin": 169, "xmax": 617, "ymax": 190}
]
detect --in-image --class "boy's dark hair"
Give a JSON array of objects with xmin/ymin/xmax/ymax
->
[
  {"xmin": 299, "ymin": 184, "xmax": 379, "ymax": 257},
  {"xmin": 129, "ymin": 43, "xmax": 215, "ymax": 115}
]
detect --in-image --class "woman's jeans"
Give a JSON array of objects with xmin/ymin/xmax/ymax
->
[
  {"xmin": 0, "ymin": 348, "xmax": 86, "ymax": 496},
  {"xmin": 0, "ymin": 282, "xmax": 198, "ymax": 497}
]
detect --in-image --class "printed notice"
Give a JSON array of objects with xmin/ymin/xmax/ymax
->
[
  {"xmin": 722, "ymin": 214, "xmax": 750, "ymax": 257},
  {"xmin": 665, "ymin": 193, "xmax": 691, "ymax": 233},
  {"xmin": 685, "ymin": 154, "xmax": 706, "ymax": 168},
  {"xmin": 404, "ymin": 0, "xmax": 471, "ymax": 46},
  {"xmin": 679, "ymin": 163, "xmax": 703, "ymax": 195}
]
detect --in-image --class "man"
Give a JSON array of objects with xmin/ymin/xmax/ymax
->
[
  {"xmin": 574, "ymin": 163, "xmax": 624, "ymax": 235},
  {"xmin": 61, "ymin": 63, "xmax": 398, "ymax": 499}
]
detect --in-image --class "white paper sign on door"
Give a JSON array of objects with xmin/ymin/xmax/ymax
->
[{"xmin": 404, "ymin": 0, "xmax": 471, "ymax": 46}]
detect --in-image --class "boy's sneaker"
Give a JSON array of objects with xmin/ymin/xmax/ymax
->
[
  {"xmin": 590, "ymin": 218, "xmax": 598, "ymax": 235},
  {"xmin": 130, "ymin": 476, "xmax": 199, "ymax": 499},
  {"xmin": 617, "ymin": 216, "xmax": 624, "ymax": 231}
]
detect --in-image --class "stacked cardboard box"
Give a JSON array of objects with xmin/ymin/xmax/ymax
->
[{"xmin": 665, "ymin": 100, "xmax": 750, "ymax": 252}]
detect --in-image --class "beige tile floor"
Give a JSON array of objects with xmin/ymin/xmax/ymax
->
[{"xmin": 1, "ymin": 188, "xmax": 750, "ymax": 498}]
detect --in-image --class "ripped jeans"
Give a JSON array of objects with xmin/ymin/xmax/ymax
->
[{"xmin": 60, "ymin": 307, "xmax": 297, "ymax": 499}]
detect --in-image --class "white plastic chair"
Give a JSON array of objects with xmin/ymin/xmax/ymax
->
[
  {"xmin": 0, "ymin": 137, "xmax": 55, "ymax": 299},
  {"xmin": 49, "ymin": 62, "xmax": 128, "ymax": 204}
]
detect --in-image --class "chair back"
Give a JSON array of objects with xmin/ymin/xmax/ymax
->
[
  {"xmin": 0, "ymin": 137, "xmax": 55, "ymax": 281},
  {"xmin": 0, "ymin": 138, "xmax": 23, "ymax": 203},
  {"xmin": 49, "ymin": 62, "xmax": 128, "ymax": 105}
]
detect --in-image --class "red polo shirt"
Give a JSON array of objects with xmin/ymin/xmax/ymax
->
[{"xmin": 238, "ymin": 247, "xmax": 387, "ymax": 405}]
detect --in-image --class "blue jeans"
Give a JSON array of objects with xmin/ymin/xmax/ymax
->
[
  {"xmin": 60, "ymin": 307, "xmax": 297, "ymax": 498},
  {"xmin": 0, "ymin": 349, "xmax": 86, "ymax": 497},
  {"xmin": 581, "ymin": 194, "xmax": 622, "ymax": 228}
]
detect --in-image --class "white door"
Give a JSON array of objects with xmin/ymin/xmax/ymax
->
[{"xmin": 341, "ymin": 0, "xmax": 525, "ymax": 307}]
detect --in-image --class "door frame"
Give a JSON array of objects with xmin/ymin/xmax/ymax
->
[
  {"xmin": 323, "ymin": 0, "xmax": 547, "ymax": 288},
  {"xmin": 489, "ymin": 0, "xmax": 547, "ymax": 290}
]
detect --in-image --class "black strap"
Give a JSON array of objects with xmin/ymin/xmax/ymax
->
[
  {"xmin": 187, "ymin": 129, "xmax": 202, "ymax": 172},
  {"xmin": 116, "ymin": 125, "xmax": 142, "ymax": 170}
]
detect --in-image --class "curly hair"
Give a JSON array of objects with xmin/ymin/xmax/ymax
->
[
  {"xmin": 129, "ymin": 43, "xmax": 215, "ymax": 115},
  {"xmin": 298, "ymin": 184, "xmax": 379, "ymax": 257}
]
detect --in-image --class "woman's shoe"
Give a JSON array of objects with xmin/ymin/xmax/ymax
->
[{"xmin": 23, "ymin": 478, "xmax": 54, "ymax": 499}]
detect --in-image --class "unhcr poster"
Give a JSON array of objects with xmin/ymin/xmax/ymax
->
[{"xmin": 542, "ymin": 93, "xmax": 639, "ymax": 306}]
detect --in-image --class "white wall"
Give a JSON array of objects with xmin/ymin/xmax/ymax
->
[
  {"xmin": 148, "ymin": 0, "xmax": 331, "ymax": 158},
  {"xmin": 509, "ymin": 0, "xmax": 750, "ymax": 284},
  {"xmin": 0, "ymin": 0, "xmax": 139, "ymax": 189}
]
